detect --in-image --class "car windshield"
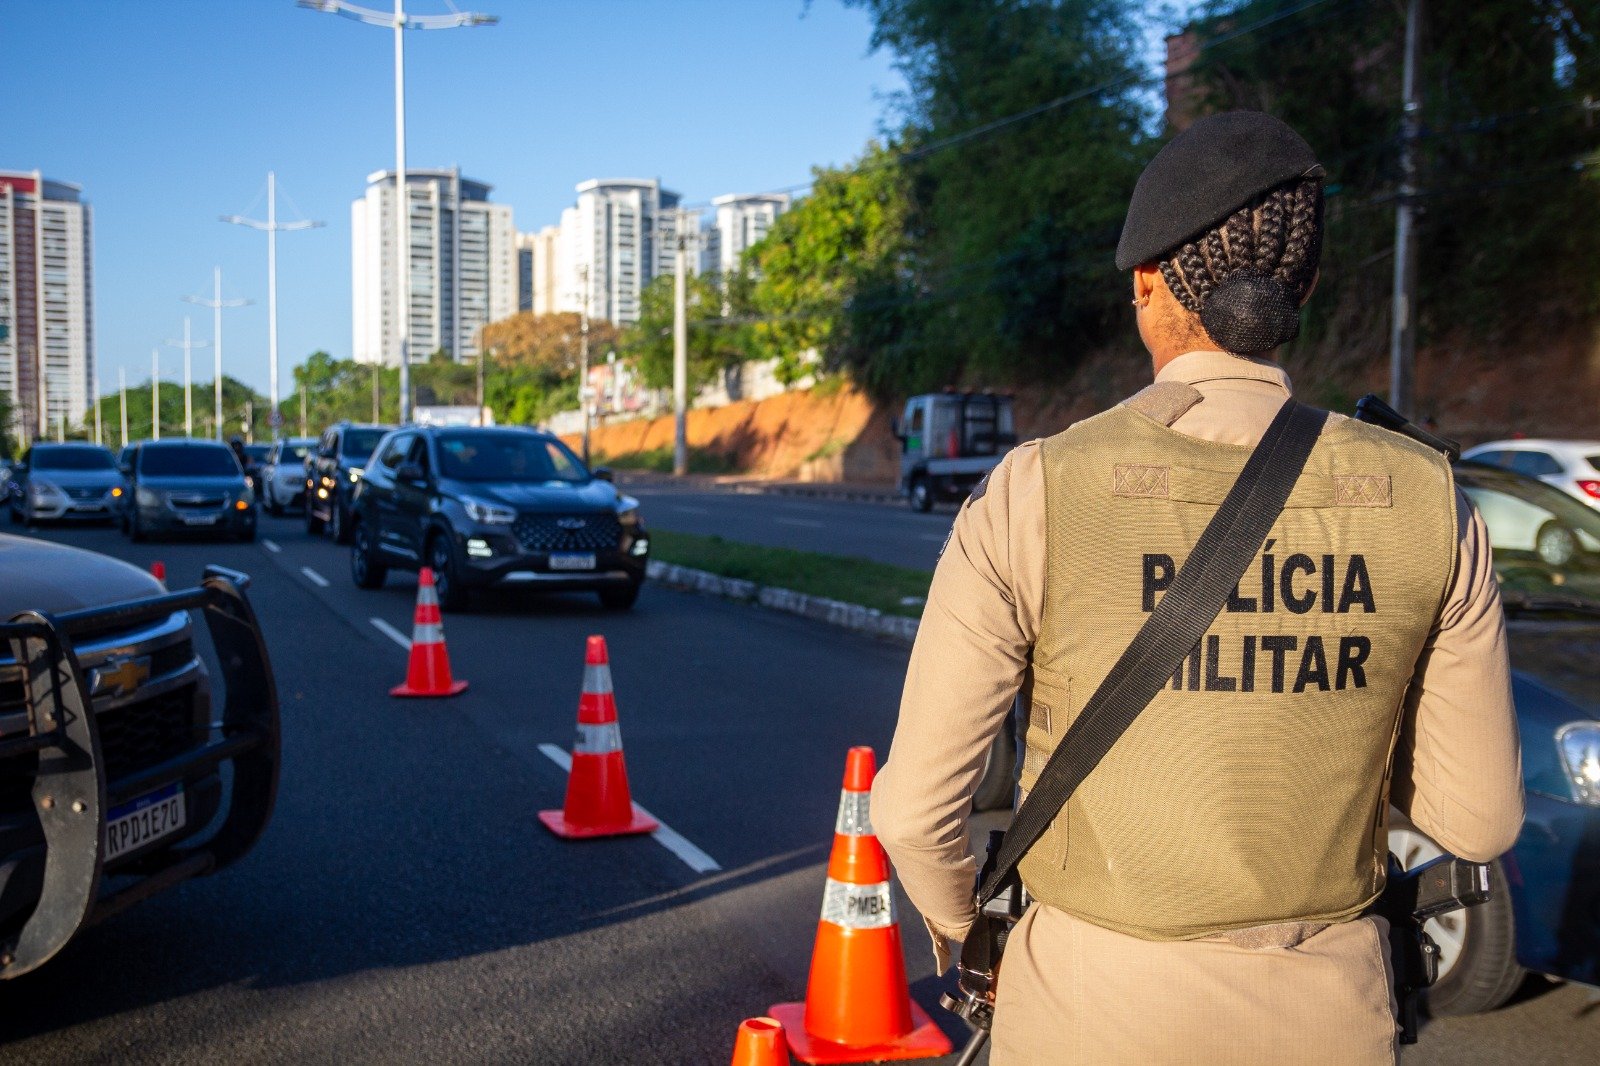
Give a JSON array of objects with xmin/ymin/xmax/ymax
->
[
  {"xmin": 1457, "ymin": 462, "xmax": 1600, "ymax": 612},
  {"xmin": 341, "ymin": 429, "xmax": 386, "ymax": 461},
  {"xmin": 436, "ymin": 432, "xmax": 588, "ymax": 483},
  {"xmin": 139, "ymin": 445, "xmax": 241, "ymax": 478},
  {"xmin": 280, "ymin": 442, "xmax": 312, "ymax": 462},
  {"xmin": 31, "ymin": 447, "xmax": 115, "ymax": 472}
]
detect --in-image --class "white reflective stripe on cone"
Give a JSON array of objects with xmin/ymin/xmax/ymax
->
[
  {"xmin": 574, "ymin": 721, "xmax": 623, "ymax": 754},
  {"xmin": 418, "ymin": 585, "xmax": 440, "ymax": 608},
  {"xmin": 411, "ymin": 622, "xmax": 445, "ymax": 645},
  {"xmin": 834, "ymin": 790, "xmax": 873, "ymax": 837},
  {"xmin": 581, "ymin": 663, "xmax": 614, "ymax": 695},
  {"xmin": 820, "ymin": 878, "xmax": 895, "ymax": 929}
]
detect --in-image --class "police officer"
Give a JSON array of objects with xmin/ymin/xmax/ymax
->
[{"xmin": 871, "ymin": 112, "xmax": 1524, "ymax": 1064}]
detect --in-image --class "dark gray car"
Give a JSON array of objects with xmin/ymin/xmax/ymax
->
[{"xmin": 123, "ymin": 440, "xmax": 256, "ymax": 543}]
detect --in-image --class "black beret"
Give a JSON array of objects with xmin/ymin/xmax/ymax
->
[{"xmin": 1115, "ymin": 111, "xmax": 1323, "ymax": 271}]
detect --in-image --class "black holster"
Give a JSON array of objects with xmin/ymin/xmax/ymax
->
[
  {"xmin": 1371, "ymin": 853, "xmax": 1492, "ymax": 1044},
  {"xmin": 940, "ymin": 830, "xmax": 1031, "ymax": 1032}
]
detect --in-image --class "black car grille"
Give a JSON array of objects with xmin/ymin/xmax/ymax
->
[
  {"xmin": 97, "ymin": 684, "xmax": 199, "ymax": 781},
  {"xmin": 512, "ymin": 513, "xmax": 623, "ymax": 553},
  {"xmin": 65, "ymin": 487, "xmax": 105, "ymax": 501},
  {"xmin": 170, "ymin": 495, "xmax": 225, "ymax": 510}
]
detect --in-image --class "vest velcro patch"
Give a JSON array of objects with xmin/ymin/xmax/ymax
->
[
  {"xmin": 1333, "ymin": 475, "xmax": 1392, "ymax": 508},
  {"xmin": 1112, "ymin": 463, "xmax": 1170, "ymax": 498}
]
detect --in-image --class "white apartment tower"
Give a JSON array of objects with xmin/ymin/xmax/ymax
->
[
  {"xmin": 0, "ymin": 171, "xmax": 93, "ymax": 441},
  {"xmin": 351, "ymin": 168, "xmax": 515, "ymax": 365},
  {"xmin": 703, "ymin": 192, "xmax": 789, "ymax": 276},
  {"xmin": 519, "ymin": 224, "xmax": 565, "ymax": 316},
  {"xmin": 561, "ymin": 179, "xmax": 682, "ymax": 325}
]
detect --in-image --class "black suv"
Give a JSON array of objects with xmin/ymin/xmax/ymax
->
[
  {"xmin": 348, "ymin": 425, "xmax": 650, "ymax": 610},
  {"xmin": 306, "ymin": 422, "xmax": 391, "ymax": 544}
]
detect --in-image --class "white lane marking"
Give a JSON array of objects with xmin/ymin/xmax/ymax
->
[
  {"xmin": 300, "ymin": 566, "xmax": 330, "ymax": 588},
  {"xmin": 370, "ymin": 617, "xmax": 412, "ymax": 650},
  {"xmin": 775, "ymin": 517, "xmax": 824, "ymax": 529},
  {"xmin": 537, "ymin": 743, "xmax": 721, "ymax": 874},
  {"xmin": 262, "ymin": 539, "xmax": 281, "ymax": 553},
  {"xmin": 670, "ymin": 505, "xmax": 712, "ymax": 515}
]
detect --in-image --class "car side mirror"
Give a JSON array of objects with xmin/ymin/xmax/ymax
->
[
  {"xmin": 397, "ymin": 463, "xmax": 425, "ymax": 483},
  {"xmin": 592, "ymin": 466, "xmax": 614, "ymax": 483}
]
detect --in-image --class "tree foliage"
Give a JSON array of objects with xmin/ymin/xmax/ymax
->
[{"xmin": 625, "ymin": 273, "xmax": 752, "ymax": 391}]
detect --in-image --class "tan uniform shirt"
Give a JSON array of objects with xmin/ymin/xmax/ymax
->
[{"xmin": 872, "ymin": 350, "xmax": 1525, "ymax": 1064}]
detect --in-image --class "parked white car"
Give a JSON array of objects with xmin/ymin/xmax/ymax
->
[
  {"xmin": 1462, "ymin": 439, "xmax": 1600, "ymax": 513},
  {"xmin": 260, "ymin": 437, "xmax": 317, "ymax": 515}
]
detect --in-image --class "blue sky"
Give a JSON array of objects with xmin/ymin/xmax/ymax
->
[{"xmin": 5, "ymin": 0, "xmax": 907, "ymax": 397}]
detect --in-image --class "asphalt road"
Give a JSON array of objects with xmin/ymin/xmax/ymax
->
[
  {"xmin": 0, "ymin": 512, "xmax": 1594, "ymax": 1063},
  {"xmin": 624, "ymin": 484, "xmax": 954, "ymax": 570}
]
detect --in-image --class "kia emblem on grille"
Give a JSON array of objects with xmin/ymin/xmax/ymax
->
[
  {"xmin": 556, "ymin": 517, "xmax": 587, "ymax": 530},
  {"xmin": 92, "ymin": 655, "xmax": 152, "ymax": 699}
]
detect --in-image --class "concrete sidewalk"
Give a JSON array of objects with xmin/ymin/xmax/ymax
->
[{"xmin": 614, "ymin": 469, "xmax": 902, "ymax": 506}]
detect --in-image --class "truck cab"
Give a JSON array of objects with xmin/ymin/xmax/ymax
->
[{"xmin": 896, "ymin": 392, "xmax": 1017, "ymax": 511}]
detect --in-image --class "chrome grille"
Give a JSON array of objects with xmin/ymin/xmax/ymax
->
[{"xmin": 512, "ymin": 513, "xmax": 623, "ymax": 553}]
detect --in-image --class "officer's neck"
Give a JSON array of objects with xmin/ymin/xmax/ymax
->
[{"xmin": 1151, "ymin": 347, "xmax": 1278, "ymax": 379}]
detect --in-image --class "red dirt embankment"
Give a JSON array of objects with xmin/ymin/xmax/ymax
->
[{"xmin": 571, "ymin": 331, "xmax": 1600, "ymax": 485}]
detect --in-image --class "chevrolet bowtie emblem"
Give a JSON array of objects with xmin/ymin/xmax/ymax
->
[{"xmin": 92, "ymin": 655, "xmax": 151, "ymax": 699}]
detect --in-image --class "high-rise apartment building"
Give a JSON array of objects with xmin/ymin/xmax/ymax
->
[
  {"xmin": 351, "ymin": 168, "xmax": 515, "ymax": 366},
  {"xmin": 0, "ymin": 171, "xmax": 93, "ymax": 441},
  {"xmin": 703, "ymin": 192, "xmax": 788, "ymax": 276},
  {"xmin": 518, "ymin": 224, "xmax": 566, "ymax": 316},
  {"xmin": 561, "ymin": 178, "xmax": 683, "ymax": 325}
]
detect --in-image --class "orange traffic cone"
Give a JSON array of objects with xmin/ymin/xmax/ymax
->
[
  {"xmin": 150, "ymin": 561, "xmax": 166, "ymax": 585},
  {"xmin": 389, "ymin": 567, "xmax": 469, "ymax": 698},
  {"xmin": 731, "ymin": 1016, "xmax": 791, "ymax": 1066},
  {"xmin": 538, "ymin": 635, "xmax": 657, "ymax": 839},
  {"xmin": 769, "ymin": 747, "xmax": 952, "ymax": 1064}
]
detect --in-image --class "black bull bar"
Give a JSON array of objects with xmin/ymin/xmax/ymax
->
[{"xmin": 0, "ymin": 565, "xmax": 280, "ymax": 978}]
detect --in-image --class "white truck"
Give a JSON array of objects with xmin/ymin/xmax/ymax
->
[{"xmin": 895, "ymin": 392, "xmax": 1018, "ymax": 512}]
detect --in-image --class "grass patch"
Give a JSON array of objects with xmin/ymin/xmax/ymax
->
[
  {"xmin": 598, "ymin": 446, "xmax": 734, "ymax": 475},
  {"xmin": 649, "ymin": 530, "xmax": 932, "ymax": 617}
]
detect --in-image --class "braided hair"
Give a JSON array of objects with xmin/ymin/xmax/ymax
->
[{"xmin": 1156, "ymin": 177, "xmax": 1324, "ymax": 355}]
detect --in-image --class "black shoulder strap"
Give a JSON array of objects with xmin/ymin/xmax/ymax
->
[{"xmin": 978, "ymin": 399, "xmax": 1329, "ymax": 906}]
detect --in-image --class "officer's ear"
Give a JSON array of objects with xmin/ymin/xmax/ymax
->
[{"xmin": 1132, "ymin": 264, "xmax": 1161, "ymax": 307}]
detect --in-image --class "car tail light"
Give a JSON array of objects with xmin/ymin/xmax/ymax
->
[{"xmin": 1576, "ymin": 480, "xmax": 1600, "ymax": 500}]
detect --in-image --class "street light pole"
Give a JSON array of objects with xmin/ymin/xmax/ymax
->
[
  {"xmin": 166, "ymin": 317, "xmax": 210, "ymax": 438},
  {"xmin": 92, "ymin": 374, "xmax": 101, "ymax": 445},
  {"xmin": 185, "ymin": 267, "xmax": 251, "ymax": 440},
  {"xmin": 672, "ymin": 209, "xmax": 691, "ymax": 477},
  {"xmin": 298, "ymin": 0, "xmax": 497, "ymax": 425},
  {"xmin": 223, "ymin": 172, "xmax": 322, "ymax": 439},
  {"xmin": 118, "ymin": 368, "xmax": 128, "ymax": 447},
  {"xmin": 150, "ymin": 348, "xmax": 161, "ymax": 441},
  {"xmin": 579, "ymin": 263, "xmax": 591, "ymax": 462}
]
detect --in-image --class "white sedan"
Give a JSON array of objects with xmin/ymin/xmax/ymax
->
[
  {"xmin": 260, "ymin": 437, "xmax": 317, "ymax": 515},
  {"xmin": 1462, "ymin": 439, "xmax": 1600, "ymax": 513}
]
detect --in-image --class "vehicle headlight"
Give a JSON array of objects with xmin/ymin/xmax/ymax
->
[
  {"xmin": 349, "ymin": 467, "xmax": 364, "ymax": 483},
  {"xmin": 1556, "ymin": 723, "xmax": 1600, "ymax": 806},
  {"xmin": 29, "ymin": 480, "xmax": 62, "ymax": 500},
  {"xmin": 462, "ymin": 496, "xmax": 516, "ymax": 525},
  {"xmin": 616, "ymin": 495, "xmax": 641, "ymax": 526},
  {"xmin": 136, "ymin": 487, "xmax": 161, "ymax": 507}
]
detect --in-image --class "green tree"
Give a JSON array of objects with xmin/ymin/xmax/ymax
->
[{"xmin": 624, "ymin": 273, "xmax": 752, "ymax": 391}]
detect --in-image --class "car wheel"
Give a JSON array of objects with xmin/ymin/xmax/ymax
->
[
  {"xmin": 972, "ymin": 707, "xmax": 1019, "ymax": 812},
  {"xmin": 351, "ymin": 519, "xmax": 388, "ymax": 590},
  {"xmin": 428, "ymin": 534, "xmax": 469, "ymax": 612},
  {"xmin": 1388, "ymin": 821, "xmax": 1525, "ymax": 1016},
  {"xmin": 910, "ymin": 476, "xmax": 933, "ymax": 513},
  {"xmin": 331, "ymin": 503, "xmax": 353, "ymax": 545},
  {"xmin": 598, "ymin": 580, "xmax": 642, "ymax": 611},
  {"xmin": 306, "ymin": 503, "xmax": 325, "ymax": 536},
  {"xmin": 1535, "ymin": 521, "xmax": 1578, "ymax": 568}
]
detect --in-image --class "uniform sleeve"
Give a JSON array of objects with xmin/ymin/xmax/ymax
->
[
  {"xmin": 871, "ymin": 443, "xmax": 1045, "ymax": 971},
  {"xmin": 1390, "ymin": 489, "xmax": 1525, "ymax": 861}
]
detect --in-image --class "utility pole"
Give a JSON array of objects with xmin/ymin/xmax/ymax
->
[
  {"xmin": 151, "ymin": 348, "xmax": 161, "ymax": 441},
  {"xmin": 579, "ymin": 263, "xmax": 591, "ymax": 462},
  {"xmin": 224, "ymin": 171, "xmax": 322, "ymax": 439},
  {"xmin": 299, "ymin": 0, "xmax": 497, "ymax": 426},
  {"xmin": 118, "ymin": 368, "xmax": 128, "ymax": 447},
  {"xmin": 167, "ymin": 317, "xmax": 210, "ymax": 438},
  {"xmin": 301, "ymin": 387, "xmax": 309, "ymax": 437},
  {"xmin": 372, "ymin": 363, "xmax": 381, "ymax": 423},
  {"xmin": 185, "ymin": 267, "xmax": 251, "ymax": 440},
  {"xmin": 478, "ymin": 346, "xmax": 490, "ymax": 426},
  {"xmin": 93, "ymin": 374, "xmax": 102, "ymax": 445},
  {"xmin": 671, "ymin": 208, "xmax": 692, "ymax": 476},
  {"xmin": 1389, "ymin": 0, "xmax": 1423, "ymax": 415}
]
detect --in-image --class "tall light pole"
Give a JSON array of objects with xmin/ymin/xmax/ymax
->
[
  {"xmin": 150, "ymin": 348, "xmax": 162, "ymax": 441},
  {"xmin": 185, "ymin": 267, "xmax": 251, "ymax": 440},
  {"xmin": 118, "ymin": 368, "xmax": 128, "ymax": 447},
  {"xmin": 92, "ymin": 374, "xmax": 102, "ymax": 445},
  {"xmin": 224, "ymin": 172, "xmax": 322, "ymax": 439},
  {"xmin": 671, "ymin": 208, "xmax": 693, "ymax": 477},
  {"xmin": 578, "ymin": 263, "xmax": 591, "ymax": 462},
  {"xmin": 299, "ymin": 0, "xmax": 497, "ymax": 425},
  {"xmin": 166, "ymin": 317, "xmax": 211, "ymax": 438}
]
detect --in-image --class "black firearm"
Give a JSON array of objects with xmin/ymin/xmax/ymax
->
[
  {"xmin": 1373, "ymin": 853, "xmax": 1492, "ymax": 1043},
  {"xmin": 1353, "ymin": 394, "xmax": 1462, "ymax": 461},
  {"xmin": 940, "ymin": 831, "xmax": 1031, "ymax": 1063}
]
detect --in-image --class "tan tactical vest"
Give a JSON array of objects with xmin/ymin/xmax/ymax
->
[{"xmin": 1020, "ymin": 385, "xmax": 1458, "ymax": 941}]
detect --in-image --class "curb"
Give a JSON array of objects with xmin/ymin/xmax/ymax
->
[
  {"xmin": 646, "ymin": 561, "xmax": 920, "ymax": 646},
  {"xmin": 615, "ymin": 471, "xmax": 902, "ymax": 507}
]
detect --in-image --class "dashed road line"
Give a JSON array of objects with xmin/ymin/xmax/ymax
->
[
  {"xmin": 262, "ymin": 539, "xmax": 281, "ymax": 553},
  {"xmin": 300, "ymin": 566, "xmax": 330, "ymax": 588},
  {"xmin": 370, "ymin": 617, "xmax": 412, "ymax": 650},
  {"xmin": 536, "ymin": 743, "xmax": 721, "ymax": 875},
  {"xmin": 775, "ymin": 517, "xmax": 824, "ymax": 529}
]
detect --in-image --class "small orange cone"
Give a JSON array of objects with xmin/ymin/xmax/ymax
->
[
  {"xmin": 538, "ymin": 635, "xmax": 657, "ymax": 839},
  {"xmin": 150, "ymin": 561, "xmax": 166, "ymax": 585},
  {"xmin": 389, "ymin": 567, "xmax": 468, "ymax": 698},
  {"xmin": 731, "ymin": 1016, "xmax": 791, "ymax": 1066},
  {"xmin": 769, "ymin": 747, "xmax": 952, "ymax": 1064}
]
